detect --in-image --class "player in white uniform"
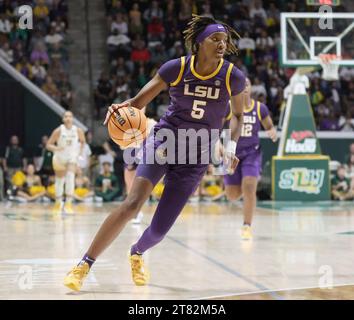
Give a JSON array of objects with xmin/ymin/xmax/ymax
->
[{"xmin": 46, "ymin": 111, "xmax": 85, "ymax": 213}]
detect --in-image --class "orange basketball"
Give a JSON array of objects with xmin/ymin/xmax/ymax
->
[{"xmin": 108, "ymin": 106, "xmax": 147, "ymax": 148}]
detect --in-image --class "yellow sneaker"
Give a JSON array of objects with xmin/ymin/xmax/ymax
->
[
  {"xmin": 52, "ymin": 201, "xmax": 62, "ymax": 214},
  {"xmin": 63, "ymin": 262, "xmax": 90, "ymax": 291},
  {"xmin": 129, "ymin": 253, "xmax": 150, "ymax": 286},
  {"xmin": 241, "ymin": 225, "xmax": 253, "ymax": 240},
  {"xmin": 64, "ymin": 202, "xmax": 74, "ymax": 214}
]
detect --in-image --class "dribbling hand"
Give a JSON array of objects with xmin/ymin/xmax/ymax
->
[{"xmin": 103, "ymin": 101, "xmax": 131, "ymax": 125}]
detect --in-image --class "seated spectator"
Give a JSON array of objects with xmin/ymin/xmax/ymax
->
[
  {"xmin": 33, "ymin": 0, "xmax": 50, "ymax": 24},
  {"xmin": 48, "ymin": 42, "xmax": 68, "ymax": 66},
  {"xmin": 147, "ymin": 17, "xmax": 165, "ymax": 44},
  {"xmin": 129, "ymin": 3, "xmax": 143, "ymax": 36},
  {"xmin": 131, "ymin": 41, "xmax": 150, "ymax": 64},
  {"xmin": 107, "ymin": 0, "xmax": 127, "ymax": 18},
  {"xmin": 28, "ymin": 29, "xmax": 46, "ymax": 53},
  {"xmin": 315, "ymin": 99, "xmax": 331, "ymax": 118},
  {"xmin": 250, "ymin": 0, "xmax": 267, "ymax": 27},
  {"xmin": 151, "ymin": 43, "xmax": 168, "ymax": 65},
  {"xmin": 143, "ymin": 0, "xmax": 163, "ymax": 23},
  {"xmin": 45, "ymin": 27, "xmax": 64, "ymax": 47},
  {"xmin": 266, "ymin": 2, "xmax": 280, "ymax": 30},
  {"xmin": 11, "ymin": 164, "xmax": 46, "ymax": 202},
  {"xmin": 0, "ymin": 41, "xmax": 13, "ymax": 63},
  {"xmin": 251, "ymin": 77, "xmax": 267, "ymax": 97},
  {"xmin": 311, "ymin": 83, "xmax": 325, "ymax": 107},
  {"xmin": 110, "ymin": 13, "xmax": 128, "ymax": 35},
  {"xmin": 0, "ymin": 13, "xmax": 11, "ymax": 34},
  {"xmin": 110, "ymin": 56, "xmax": 129, "ymax": 78},
  {"xmin": 178, "ymin": 0, "xmax": 192, "ymax": 27},
  {"xmin": 319, "ymin": 111, "xmax": 340, "ymax": 131},
  {"xmin": 30, "ymin": 42, "xmax": 49, "ymax": 66},
  {"xmin": 31, "ymin": 60, "xmax": 47, "ymax": 86},
  {"xmin": 95, "ymin": 162, "xmax": 120, "ymax": 202},
  {"xmin": 50, "ymin": 17, "xmax": 67, "ymax": 34},
  {"xmin": 2, "ymin": 135, "xmax": 26, "ymax": 180},
  {"xmin": 331, "ymin": 165, "xmax": 353, "ymax": 200},
  {"xmin": 74, "ymin": 167, "xmax": 94, "ymax": 202},
  {"xmin": 107, "ymin": 29, "xmax": 131, "ymax": 61},
  {"xmin": 256, "ymin": 30, "xmax": 274, "ymax": 51},
  {"xmin": 98, "ymin": 142, "xmax": 116, "ymax": 174},
  {"xmin": 238, "ymin": 31, "xmax": 256, "ymax": 51},
  {"xmin": 94, "ymin": 72, "xmax": 112, "ymax": 119},
  {"xmin": 41, "ymin": 75, "xmax": 61, "ymax": 101},
  {"xmin": 16, "ymin": 57, "xmax": 33, "ymax": 79},
  {"xmin": 201, "ymin": 1, "xmax": 213, "ymax": 18},
  {"xmin": 200, "ymin": 165, "xmax": 224, "ymax": 201},
  {"xmin": 57, "ymin": 73, "xmax": 74, "ymax": 109},
  {"xmin": 339, "ymin": 109, "xmax": 354, "ymax": 132},
  {"xmin": 136, "ymin": 65, "xmax": 148, "ymax": 88},
  {"xmin": 111, "ymin": 76, "xmax": 129, "ymax": 99}
]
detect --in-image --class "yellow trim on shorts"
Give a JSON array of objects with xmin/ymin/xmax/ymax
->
[
  {"xmin": 170, "ymin": 56, "xmax": 186, "ymax": 86},
  {"xmin": 225, "ymin": 63, "xmax": 234, "ymax": 96},
  {"xmin": 244, "ymin": 99, "xmax": 255, "ymax": 113},
  {"xmin": 190, "ymin": 55, "xmax": 224, "ymax": 80}
]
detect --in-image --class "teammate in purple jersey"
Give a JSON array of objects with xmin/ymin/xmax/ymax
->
[
  {"xmin": 64, "ymin": 15, "xmax": 246, "ymax": 291},
  {"xmin": 224, "ymin": 78, "xmax": 277, "ymax": 240}
]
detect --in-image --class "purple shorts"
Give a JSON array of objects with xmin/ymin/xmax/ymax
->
[
  {"xmin": 224, "ymin": 148, "xmax": 262, "ymax": 186},
  {"xmin": 135, "ymin": 128, "xmax": 208, "ymax": 190}
]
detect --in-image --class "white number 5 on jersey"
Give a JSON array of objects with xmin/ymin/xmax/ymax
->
[{"xmin": 191, "ymin": 100, "xmax": 206, "ymax": 119}]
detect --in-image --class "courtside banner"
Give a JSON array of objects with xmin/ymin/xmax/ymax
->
[
  {"xmin": 282, "ymin": 95, "xmax": 321, "ymax": 156},
  {"xmin": 272, "ymin": 156, "xmax": 330, "ymax": 201}
]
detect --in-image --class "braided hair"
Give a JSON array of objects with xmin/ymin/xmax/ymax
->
[{"xmin": 183, "ymin": 14, "xmax": 240, "ymax": 55}]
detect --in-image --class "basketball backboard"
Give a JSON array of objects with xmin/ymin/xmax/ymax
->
[{"xmin": 281, "ymin": 12, "xmax": 354, "ymax": 67}]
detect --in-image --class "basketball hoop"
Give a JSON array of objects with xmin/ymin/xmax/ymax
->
[{"xmin": 318, "ymin": 54, "xmax": 341, "ymax": 81}]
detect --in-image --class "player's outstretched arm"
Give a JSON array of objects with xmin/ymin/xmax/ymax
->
[
  {"xmin": 261, "ymin": 115, "xmax": 277, "ymax": 142},
  {"xmin": 103, "ymin": 74, "xmax": 167, "ymax": 125}
]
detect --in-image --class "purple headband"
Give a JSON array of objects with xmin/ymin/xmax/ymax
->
[{"xmin": 196, "ymin": 24, "xmax": 227, "ymax": 44}]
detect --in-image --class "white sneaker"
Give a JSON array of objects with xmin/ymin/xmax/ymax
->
[{"xmin": 132, "ymin": 211, "xmax": 143, "ymax": 224}]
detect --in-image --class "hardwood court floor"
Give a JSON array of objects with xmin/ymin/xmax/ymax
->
[{"xmin": 0, "ymin": 200, "xmax": 354, "ymax": 300}]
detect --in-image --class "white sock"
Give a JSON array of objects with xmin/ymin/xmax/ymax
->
[
  {"xmin": 55, "ymin": 177, "xmax": 65, "ymax": 200},
  {"xmin": 65, "ymin": 171, "xmax": 75, "ymax": 199}
]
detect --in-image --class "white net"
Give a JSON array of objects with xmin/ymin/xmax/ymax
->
[{"xmin": 318, "ymin": 54, "xmax": 340, "ymax": 81}]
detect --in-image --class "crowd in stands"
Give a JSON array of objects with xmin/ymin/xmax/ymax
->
[
  {"xmin": 0, "ymin": 134, "xmax": 353, "ymax": 203},
  {"xmin": 95, "ymin": 0, "xmax": 354, "ymax": 129},
  {"xmin": 0, "ymin": 0, "xmax": 74, "ymax": 109},
  {"xmin": 0, "ymin": 0, "xmax": 353, "ymax": 203},
  {"xmin": 0, "ymin": 133, "xmax": 126, "ymax": 203}
]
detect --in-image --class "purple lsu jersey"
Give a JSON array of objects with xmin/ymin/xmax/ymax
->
[
  {"xmin": 236, "ymin": 99, "xmax": 269, "ymax": 156},
  {"xmin": 224, "ymin": 99, "xmax": 270, "ymax": 185},
  {"xmin": 157, "ymin": 55, "xmax": 245, "ymax": 131}
]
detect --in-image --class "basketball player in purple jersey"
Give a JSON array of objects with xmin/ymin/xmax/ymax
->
[
  {"xmin": 224, "ymin": 78, "xmax": 277, "ymax": 240},
  {"xmin": 64, "ymin": 15, "xmax": 246, "ymax": 291}
]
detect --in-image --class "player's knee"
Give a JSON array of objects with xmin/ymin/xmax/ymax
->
[
  {"xmin": 242, "ymin": 182, "xmax": 257, "ymax": 197},
  {"xmin": 225, "ymin": 188, "xmax": 241, "ymax": 201},
  {"xmin": 121, "ymin": 195, "xmax": 142, "ymax": 219}
]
